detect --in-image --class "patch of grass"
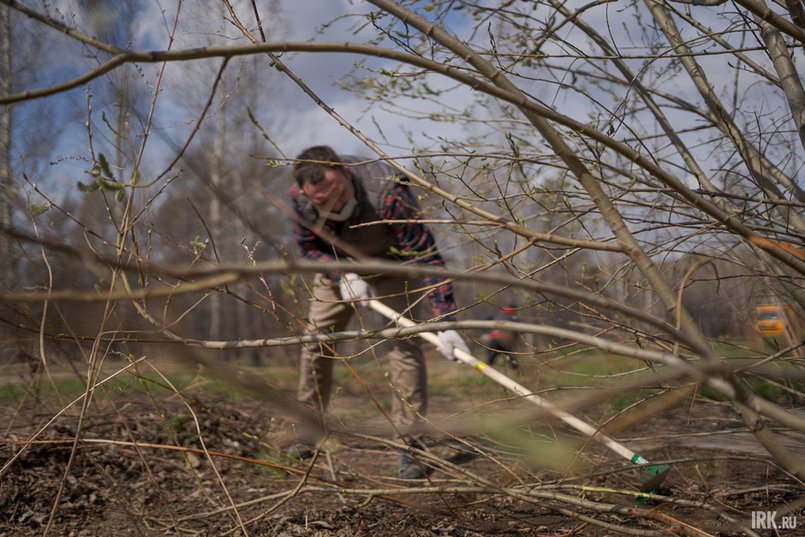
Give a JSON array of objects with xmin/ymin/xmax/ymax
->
[
  {"xmin": 378, "ymin": 467, "xmax": 397, "ymax": 477},
  {"xmin": 0, "ymin": 382, "xmax": 35, "ymax": 399},
  {"xmin": 741, "ymin": 375, "xmax": 800, "ymax": 404},
  {"xmin": 695, "ymin": 384, "xmax": 729, "ymax": 402},
  {"xmin": 162, "ymin": 412, "xmax": 189, "ymax": 435},
  {"xmin": 252, "ymin": 365, "xmax": 301, "ymax": 385},
  {"xmin": 609, "ymin": 389, "xmax": 656, "ymax": 413},
  {"xmin": 535, "ymin": 353, "xmax": 646, "ymax": 402},
  {"xmin": 246, "ymin": 452, "xmax": 287, "ymax": 477},
  {"xmin": 0, "ymin": 367, "xmax": 258, "ymax": 403},
  {"xmin": 427, "ymin": 363, "xmax": 498, "ymax": 397},
  {"xmin": 695, "ymin": 374, "xmax": 799, "ymax": 404},
  {"xmin": 0, "ymin": 375, "xmax": 169, "ymax": 401},
  {"xmin": 709, "ymin": 340, "xmax": 766, "ymax": 358}
]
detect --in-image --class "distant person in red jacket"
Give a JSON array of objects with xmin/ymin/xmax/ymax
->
[{"xmin": 480, "ymin": 305, "xmax": 519, "ymax": 369}]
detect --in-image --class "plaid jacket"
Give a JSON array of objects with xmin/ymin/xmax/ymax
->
[{"xmin": 291, "ymin": 156, "xmax": 457, "ymax": 319}]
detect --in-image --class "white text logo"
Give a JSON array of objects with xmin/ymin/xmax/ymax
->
[{"xmin": 751, "ymin": 511, "xmax": 798, "ymax": 530}]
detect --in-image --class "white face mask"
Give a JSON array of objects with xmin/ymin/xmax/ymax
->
[{"xmin": 319, "ymin": 195, "xmax": 357, "ymax": 222}]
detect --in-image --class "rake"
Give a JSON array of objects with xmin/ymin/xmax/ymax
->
[{"xmin": 368, "ymin": 299, "xmax": 670, "ymax": 494}]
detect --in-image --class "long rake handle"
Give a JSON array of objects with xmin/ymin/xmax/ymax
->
[{"xmin": 368, "ymin": 299, "xmax": 651, "ymax": 466}]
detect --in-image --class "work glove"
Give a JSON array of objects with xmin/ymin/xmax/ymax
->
[
  {"xmin": 338, "ymin": 272, "xmax": 370, "ymax": 305},
  {"xmin": 437, "ymin": 330, "xmax": 469, "ymax": 361}
]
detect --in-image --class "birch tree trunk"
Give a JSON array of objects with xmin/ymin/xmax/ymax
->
[{"xmin": 208, "ymin": 100, "xmax": 225, "ymax": 347}]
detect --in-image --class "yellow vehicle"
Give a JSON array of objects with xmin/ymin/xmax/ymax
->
[{"xmin": 754, "ymin": 304, "xmax": 789, "ymax": 337}]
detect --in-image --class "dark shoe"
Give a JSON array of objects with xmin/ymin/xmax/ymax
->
[
  {"xmin": 397, "ymin": 451, "xmax": 434, "ymax": 479},
  {"xmin": 286, "ymin": 440, "xmax": 316, "ymax": 460},
  {"xmin": 508, "ymin": 358, "xmax": 519, "ymax": 370},
  {"xmin": 445, "ymin": 438, "xmax": 479, "ymax": 465}
]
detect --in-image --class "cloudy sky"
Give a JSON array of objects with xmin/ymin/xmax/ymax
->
[
  {"xmin": 243, "ymin": 0, "xmax": 478, "ymax": 157},
  {"xmin": 14, "ymin": 0, "xmax": 800, "ymax": 197},
  {"xmin": 34, "ymin": 0, "xmax": 482, "ymax": 169}
]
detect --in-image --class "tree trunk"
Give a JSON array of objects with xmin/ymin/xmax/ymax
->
[
  {"xmin": 0, "ymin": 5, "xmax": 13, "ymax": 290},
  {"xmin": 208, "ymin": 104, "xmax": 224, "ymax": 349}
]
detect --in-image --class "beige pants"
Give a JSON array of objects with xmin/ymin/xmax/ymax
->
[{"xmin": 298, "ymin": 273, "xmax": 427, "ymax": 439}]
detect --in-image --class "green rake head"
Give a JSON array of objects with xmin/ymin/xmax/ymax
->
[
  {"xmin": 633, "ymin": 463, "xmax": 672, "ymax": 504},
  {"xmin": 630, "ymin": 454, "xmax": 670, "ymax": 495},
  {"xmin": 639, "ymin": 463, "xmax": 671, "ymax": 492}
]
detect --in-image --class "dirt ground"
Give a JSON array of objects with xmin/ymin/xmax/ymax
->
[{"xmin": 0, "ymin": 357, "xmax": 803, "ymax": 536}]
